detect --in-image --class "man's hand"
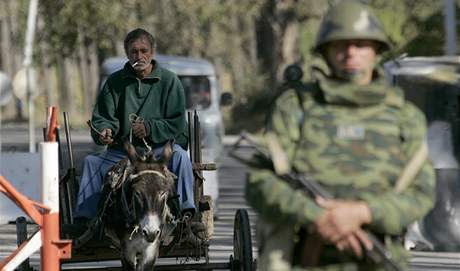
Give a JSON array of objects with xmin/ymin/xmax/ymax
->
[
  {"xmin": 314, "ymin": 197, "xmax": 373, "ymax": 257},
  {"xmin": 132, "ymin": 122, "xmax": 147, "ymax": 139},
  {"xmin": 99, "ymin": 128, "xmax": 113, "ymax": 145},
  {"xmin": 335, "ymin": 229, "xmax": 373, "ymax": 258}
]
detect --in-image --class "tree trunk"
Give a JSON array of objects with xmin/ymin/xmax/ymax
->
[
  {"xmin": 87, "ymin": 42, "xmax": 99, "ymax": 107},
  {"xmin": 35, "ymin": 13, "xmax": 54, "ymax": 107},
  {"xmin": 256, "ymin": 0, "xmax": 314, "ymax": 84},
  {"xmin": 279, "ymin": 19, "xmax": 300, "ymax": 77},
  {"xmin": 1, "ymin": 0, "xmax": 22, "ymax": 76},
  {"xmin": 1, "ymin": 0, "xmax": 23, "ymax": 119},
  {"xmin": 37, "ymin": 57, "xmax": 54, "ymax": 107},
  {"xmin": 0, "ymin": 6, "xmax": 13, "ymax": 76},
  {"xmin": 56, "ymin": 57, "xmax": 73, "ymax": 116},
  {"xmin": 256, "ymin": 0, "xmax": 280, "ymax": 86},
  {"xmin": 77, "ymin": 32, "xmax": 90, "ymax": 115},
  {"xmin": 231, "ymin": 17, "xmax": 243, "ymax": 86},
  {"xmin": 77, "ymin": 38, "xmax": 100, "ymax": 117}
]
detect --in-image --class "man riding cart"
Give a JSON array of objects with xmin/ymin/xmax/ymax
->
[{"xmin": 71, "ymin": 28, "xmax": 196, "ymax": 235}]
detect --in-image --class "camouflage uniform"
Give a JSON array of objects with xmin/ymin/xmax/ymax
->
[{"xmin": 246, "ymin": 1, "xmax": 435, "ymax": 270}]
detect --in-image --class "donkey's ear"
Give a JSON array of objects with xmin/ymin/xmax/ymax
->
[
  {"xmin": 159, "ymin": 191, "xmax": 168, "ymax": 204},
  {"xmin": 124, "ymin": 138, "xmax": 140, "ymax": 163},
  {"xmin": 159, "ymin": 191, "xmax": 168, "ymax": 211},
  {"xmin": 159, "ymin": 140, "xmax": 174, "ymax": 165},
  {"xmin": 159, "ymin": 191, "xmax": 170, "ymax": 221}
]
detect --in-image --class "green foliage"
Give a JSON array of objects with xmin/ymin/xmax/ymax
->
[
  {"xmin": 368, "ymin": 0, "xmax": 447, "ymax": 57},
  {"xmin": 3, "ymin": 0, "xmax": 458, "ymax": 131},
  {"xmin": 370, "ymin": 0, "xmax": 407, "ymax": 48},
  {"xmin": 400, "ymin": 3, "xmax": 457, "ymax": 56},
  {"xmin": 1, "ymin": 0, "xmax": 29, "ymax": 51},
  {"xmin": 37, "ymin": 0, "xmax": 127, "ymax": 62},
  {"xmin": 227, "ymin": 70, "xmax": 271, "ymax": 134}
]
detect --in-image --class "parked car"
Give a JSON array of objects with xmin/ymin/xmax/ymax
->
[
  {"xmin": 384, "ymin": 56, "xmax": 460, "ymax": 251},
  {"xmin": 99, "ymin": 55, "xmax": 232, "ymax": 215}
]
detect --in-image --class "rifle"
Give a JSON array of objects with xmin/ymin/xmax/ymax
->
[{"xmin": 229, "ymin": 131, "xmax": 403, "ymax": 271}]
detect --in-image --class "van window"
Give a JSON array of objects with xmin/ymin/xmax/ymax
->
[{"xmin": 179, "ymin": 76, "xmax": 211, "ymax": 110}]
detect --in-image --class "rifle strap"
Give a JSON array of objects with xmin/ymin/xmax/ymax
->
[
  {"xmin": 265, "ymin": 86, "xmax": 307, "ymax": 175},
  {"xmin": 265, "ymin": 132, "xmax": 290, "ymax": 175},
  {"xmin": 294, "ymin": 88, "xmax": 306, "ymax": 152},
  {"xmin": 394, "ymin": 141, "xmax": 429, "ymax": 193}
]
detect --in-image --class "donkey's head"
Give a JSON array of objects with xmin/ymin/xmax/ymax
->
[{"xmin": 119, "ymin": 141, "xmax": 176, "ymax": 270}]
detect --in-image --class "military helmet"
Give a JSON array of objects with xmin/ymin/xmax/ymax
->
[{"xmin": 313, "ymin": 0, "xmax": 391, "ymax": 54}]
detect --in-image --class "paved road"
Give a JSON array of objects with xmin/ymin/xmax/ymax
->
[{"xmin": 0, "ymin": 127, "xmax": 459, "ymax": 270}]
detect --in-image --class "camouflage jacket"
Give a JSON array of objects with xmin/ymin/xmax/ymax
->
[{"xmin": 246, "ymin": 70, "xmax": 435, "ymax": 270}]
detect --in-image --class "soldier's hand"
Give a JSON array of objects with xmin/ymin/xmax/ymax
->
[
  {"xmin": 132, "ymin": 122, "xmax": 147, "ymax": 139},
  {"xmin": 335, "ymin": 229, "xmax": 373, "ymax": 258},
  {"xmin": 314, "ymin": 197, "xmax": 372, "ymax": 244},
  {"xmin": 99, "ymin": 128, "xmax": 113, "ymax": 145}
]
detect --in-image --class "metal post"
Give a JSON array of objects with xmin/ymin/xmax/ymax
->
[
  {"xmin": 0, "ymin": 168, "xmax": 71, "ymax": 270},
  {"xmin": 444, "ymin": 0, "xmax": 457, "ymax": 55},
  {"xmin": 0, "ymin": 106, "xmax": 71, "ymax": 271},
  {"xmin": 188, "ymin": 111, "xmax": 194, "ymax": 162},
  {"xmin": 193, "ymin": 110, "xmax": 203, "ymax": 206},
  {"xmin": 61, "ymin": 111, "xmax": 76, "ymax": 224},
  {"xmin": 41, "ymin": 106, "xmax": 63, "ymax": 270},
  {"xmin": 63, "ymin": 112, "xmax": 74, "ymax": 170},
  {"xmin": 40, "ymin": 141, "xmax": 61, "ymax": 270},
  {"xmin": 24, "ymin": 0, "xmax": 39, "ymax": 153},
  {"xmin": 15, "ymin": 216, "xmax": 31, "ymax": 271}
]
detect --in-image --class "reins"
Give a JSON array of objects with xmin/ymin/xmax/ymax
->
[
  {"xmin": 128, "ymin": 113, "xmax": 152, "ymax": 153},
  {"xmin": 129, "ymin": 170, "xmax": 167, "ymax": 180}
]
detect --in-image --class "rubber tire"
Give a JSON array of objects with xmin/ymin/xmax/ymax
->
[{"xmin": 233, "ymin": 209, "xmax": 253, "ymax": 271}]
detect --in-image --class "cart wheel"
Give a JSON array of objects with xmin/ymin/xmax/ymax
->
[{"xmin": 232, "ymin": 209, "xmax": 253, "ymax": 271}]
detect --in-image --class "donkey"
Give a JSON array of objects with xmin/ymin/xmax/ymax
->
[{"xmin": 103, "ymin": 141, "xmax": 176, "ymax": 271}]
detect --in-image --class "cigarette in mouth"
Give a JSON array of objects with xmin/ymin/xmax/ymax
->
[{"xmin": 132, "ymin": 61, "xmax": 140, "ymax": 67}]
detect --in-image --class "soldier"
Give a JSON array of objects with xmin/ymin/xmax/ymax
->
[{"xmin": 245, "ymin": 1, "xmax": 435, "ymax": 270}]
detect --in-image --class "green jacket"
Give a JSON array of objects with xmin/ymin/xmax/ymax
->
[
  {"xmin": 91, "ymin": 60, "xmax": 188, "ymax": 151},
  {"xmin": 246, "ymin": 69, "xmax": 435, "ymax": 270}
]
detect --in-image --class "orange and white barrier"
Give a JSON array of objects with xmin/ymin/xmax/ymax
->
[{"xmin": 0, "ymin": 106, "xmax": 71, "ymax": 271}]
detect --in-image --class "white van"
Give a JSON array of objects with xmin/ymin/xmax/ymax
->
[
  {"xmin": 99, "ymin": 55, "xmax": 232, "ymax": 214},
  {"xmin": 384, "ymin": 56, "xmax": 460, "ymax": 251}
]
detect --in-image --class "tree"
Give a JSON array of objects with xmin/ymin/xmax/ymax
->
[
  {"xmin": 0, "ymin": 0, "xmax": 27, "ymax": 119},
  {"xmin": 0, "ymin": 0, "xmax": 455, "ymax": 132}
]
